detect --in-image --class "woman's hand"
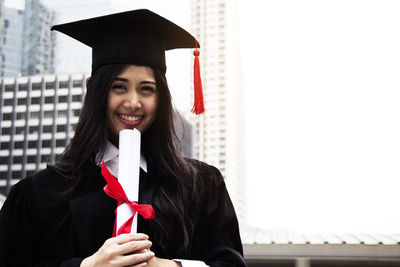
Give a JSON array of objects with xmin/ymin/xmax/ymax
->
[
  {"xmin": 146, "ymin": 256, "xmax": 182, "ymax": 267},
  {"xmin": 81, "ymin": 233, "xmax": 155, "ymax": 267}
]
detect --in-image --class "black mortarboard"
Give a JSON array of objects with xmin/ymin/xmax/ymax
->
[
  {"xmin": 51, "ymin": 9, "xmax": 205, "ymax": 114},
  {"xmin": 51, "ymin": 9, "xmax": 199, "ymax": 73}
]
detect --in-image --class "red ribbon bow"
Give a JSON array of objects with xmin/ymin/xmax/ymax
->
[{"xmin": 101, "ymin": 161, "xmax": 155, "ymax": 236}]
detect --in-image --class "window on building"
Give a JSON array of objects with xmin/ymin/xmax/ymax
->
[
  {"xmin": 0, "ymin": 157, "xmax": 9, "ymax": 164},
  {"xmin": 28, "ymin": 140, "xmax": 37, "ymax": 148},
  {"xmin": 42, "ymin": 139, "xmax": 51, "ymax": 147},
  {"xmin": 44, "ymin": 111, "xmax": 53, "ymax": 118},
  {"xmin": 73, "ymin": 80, "xmax": 82, "ymax": 88},
  {"xmin": 43, "ymin": 125, "xmax": 52, "ymax": 133},
  {"xmin": 45, "ymin": 82, "xmax": 54, "ymax": 89},
  {"xmin": 41, "ymin": 155, "xmax": 49, "ymax": 162},
  {"xmin": 44, "ymin": 96, "xmax": 53, "ymax": 104},
  {"xmin": 58, "ymin": 95, "xmax": 67, "ymax": 103},
  {"xmin": 2, "ymin": 127, "xmax": 11, "ymax": 135},
  {"xmin": 16, "ymin": 113, "xmax": 26, "ymax": 120},
  {"xmin": 0, "ymin": 142, "xmax": 9, "ymax": 150},
  {"xmin": 12, "ymin": 171, "xmax": 22, "ymax": 179},
  {"xmin": 17, "ymin": 98, "xmax": 27, "ymax": 105},
  {"xmin": 5, "ymin": 85, "xmax": 14, "ymax": 92},
  {"xmin": 57, "ymin": 110, "xmax": 67, "ymax": 117},
  {"xmin": 33, "ymin": 83, "xmax": 42, "ymax": 90},
  {"xmin": 4, "ymin": 19, "xmax": 9, "ymax": 28},
  {"xmin": 59, "ymin": 81, "xmax": 69, "ymax": 88},
  {"xmin": 19, "ymin": 84, "xmax": 28, "ymax": 91},
  {"xmin": 56, "ymin": 139, "xmax": 65, "ymax": 147},
  {"xmin": 72, "ymin": 109, "xmax": 80, "ymax": 117},
  {"xmin": 72, "ymin": 95, "xmax": 81, "ymax": 102},
  {"xmin": 2, "ymin": 113, "xmax": 12, "ymax": 120},
  {"xmin": 4, "ymin": 98, "xmax": 13, "ymax": 105},
  {"xmin": 15, "ymin": 127, "xmax": 25, "ymax": 135},
  {"xmin": 29, "ymin": 126, "xmax": 39, "ymax": 134},
  {"xmin": 27, "ymin": 155, "xmax": 36, "ymax": 163},
  {"xmin": 56, "ymin": 125, "xmax": 66, "ymax": 132},
  {"xmin": 13, "ymin": 156, "xmax": 22, "ymax": 164},
  {"xmin": 31, "ymin": 97, "xmax": 40, "ymax": 104}
]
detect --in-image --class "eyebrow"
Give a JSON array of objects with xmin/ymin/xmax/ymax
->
[{"xmin": 113, "ymin": 78, "xmax": 156, "ymax": 85}]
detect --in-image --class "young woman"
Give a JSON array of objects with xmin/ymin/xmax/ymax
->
[{"xmin": 0, "ymin": 9, "xmax": 246, "ymax": 267}]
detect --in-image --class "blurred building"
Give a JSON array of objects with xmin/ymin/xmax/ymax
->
[
  {"xmin": 22, "ymin": 0, "xmax": 56, "ymax": 76},
  {"xmin": 1, "ymin": 0, "xmax": 56, "ymax": 77},
  {"xmin": 1, "ymin": 7, "xmax": 24, "ymax": 77},
  {"xmin": 0, "ymin": 73, "xmax": 86, "ymax": 194},
  {"xmin": 0, "ymin": 0, "xmax": 5, "ymax": 68},
  {"xmin": 190, "ymin": 0, "xmax": 246, "ymax": 222}
]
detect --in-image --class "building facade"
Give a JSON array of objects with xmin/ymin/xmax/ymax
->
[
  {"xmin": 1, "ymin": 0, "xmax": 56, "ymax": 77},
  {"xmin": 22, "ymin": 0, "xmax": 56, "ymax": 76},
  {"xmin": 1, "ymin": 7, "xmax": 24, "ymax": 77},
  {"xmin": 0, "ymin": 73, "xmax": 86, "ymax": 194},
  {"xmin": 0, "ymin": 0, "xmax": 5, "ymax": 69},
  {"xmin": 190, "ymin": 0, "xmax": 246, "ymax": 222}
]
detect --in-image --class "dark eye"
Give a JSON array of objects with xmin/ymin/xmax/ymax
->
[
  {"xmin": 111, "ymin": 84, "xmax": 126, "ymax": 90},
  {"xmin": 140, "ymin": 86, "xmax": 155, "ymax": 92}
]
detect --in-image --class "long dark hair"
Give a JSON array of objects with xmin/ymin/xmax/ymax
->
[{"xmin": 52, "ymin": 64, "xmax": 200, "ymax": 251}]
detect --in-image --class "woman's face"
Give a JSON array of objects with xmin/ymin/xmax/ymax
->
[{"xmin": 106, "ymin": 65, "xmax": 158, "ymax": 145}]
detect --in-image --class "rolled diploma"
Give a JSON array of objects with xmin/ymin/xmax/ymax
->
[{"xmin": 116, "ymin": 129, "xmax": 141, "ymax": 234}]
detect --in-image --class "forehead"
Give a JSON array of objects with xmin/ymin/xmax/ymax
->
[{"xmin": 116, "ymin": 65, "xmax": 155, "ymax": 80}]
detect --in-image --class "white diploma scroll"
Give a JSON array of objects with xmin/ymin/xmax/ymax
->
[{"xmin": 116, "ymin": 129, "xmax": 141, "ymax": 234}]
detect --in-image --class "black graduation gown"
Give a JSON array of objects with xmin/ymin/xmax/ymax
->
[{"xmin": 0, "ymin": 160, "xmax": 246, "ymax": 267}]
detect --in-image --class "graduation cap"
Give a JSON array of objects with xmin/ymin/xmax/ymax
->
[{"xmin": 51, "ymin": 9, "xmax": 204, "ymax": 115}]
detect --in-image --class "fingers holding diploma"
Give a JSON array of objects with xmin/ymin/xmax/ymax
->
[{"xmin": 81, "ymin": 233, "xmax": 154, "ymax": 267}]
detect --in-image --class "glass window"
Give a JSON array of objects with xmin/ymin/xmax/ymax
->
[
  {"xmin": 58, "ymin": 95, "xmax": 67, "ymax": 103},
  {"xmin": 28, "ymin": 140, "xmax": 37, "ymax": 148},
  {"xmin": 72, "ymin": 95, "xmax": 81, "ymax": 102},
  {"xmin": 73, "ymin": 80, "xmax": 82, "ymax": 88},
  {"xmin": 29, "ymin": 126, "xmax": 38, "ymax": 134},
  {"xmin": 13, "ymin": 156, "xmax": 22, "ymax": 163},
  {"xmin": 56, "ymin": 139, "xmax": 65, "ymax": 147},
  {"xmin": 43, "ymin": 125, "xmax": 52, "ymax": 133},
  {"xmin": 0, "ymin": 142, "xmax": 9, "ymax": 150},
  {"xmin": 27, "ymin": 155, "xmax": 36, "ymax": 163},
  {"xmin": 31, "ymin": 97, "xmax": 40, "ymax": 104},
  {"xmin": 45, "ymin": 96, "xmax": 53, "ymax": 104},
  {"xmin": 42, "ymin": 139, "xmax": 51, "ymax": 147}
]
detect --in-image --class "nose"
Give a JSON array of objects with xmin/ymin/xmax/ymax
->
[{"xmin": 123, "ymin": 90, "xmax": 142, "ymax": 109}]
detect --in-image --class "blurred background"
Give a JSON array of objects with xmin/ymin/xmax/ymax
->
[{"xmin": 0, "ymin": 0, "xmax": 400, "ymax": 266}]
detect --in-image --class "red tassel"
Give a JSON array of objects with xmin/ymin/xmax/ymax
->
[{"xmin": 192, "ymin": 48, "xmax": 205, "ymax": 115}]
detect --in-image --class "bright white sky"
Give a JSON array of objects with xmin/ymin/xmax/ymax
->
[{"xmin": 5, "ymin": 0, "xmax": 400, "ymax": 234}]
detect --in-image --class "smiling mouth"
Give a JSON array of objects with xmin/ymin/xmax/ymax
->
[{"xmin": 118, "ymin": 114, "xmax": 143, "ymax": 122}]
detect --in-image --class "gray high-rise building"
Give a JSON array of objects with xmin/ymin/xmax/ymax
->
[
  {"xmin": 0, "ymin": 73, "xmax": 87, "ymax": 194},
  {"xmin": 0, "ymin": 0, "xmax": 5, "ymax": 69},
  {"xmin": 190, "ymin": 0, "xmax": 246, "ymax": 222},
  {"xmin": 1, "ymin": 7, "xmax": 24, "ymax": 77},
  {"xmin": 21, "ymin": 0, "xmax": 56, "ymax": 76},
  {"xmin": 1, "ymin": 0, "xmax": 56, "ymax": 77}
]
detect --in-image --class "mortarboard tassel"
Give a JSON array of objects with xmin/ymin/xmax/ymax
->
[{"xmin": 192, "ymin": 47, "xmax": 205, "ymax": 115}]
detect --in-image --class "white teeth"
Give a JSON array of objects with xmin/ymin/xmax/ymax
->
[{"xmin": 119, "ymin": 114, "xmax": 142, "ymax": 122}]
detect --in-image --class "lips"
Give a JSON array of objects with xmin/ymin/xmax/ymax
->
[{"xmin": 118, "ymin": 113, "xmax": 143, "ymax": 126}]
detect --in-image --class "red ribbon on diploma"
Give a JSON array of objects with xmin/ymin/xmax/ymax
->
[{"xmin": 101, "ymin": 161, "xmax": 155, "ymax": 237}]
